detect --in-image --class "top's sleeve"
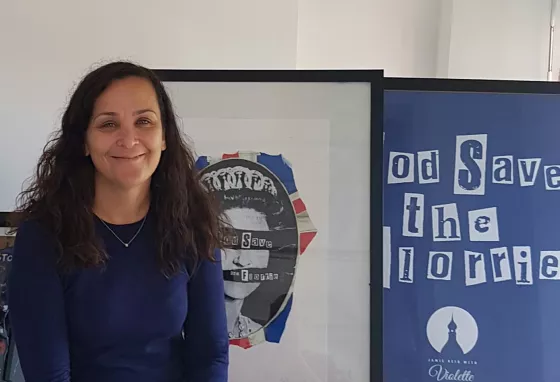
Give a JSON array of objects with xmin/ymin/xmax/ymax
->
[
  {"xmin": 183, "ymin": 249, "xmax": 229, "ymax": 382},
  {"xmin": 7, "ymin": 220, "xmax": 71, "ymax": 382}
]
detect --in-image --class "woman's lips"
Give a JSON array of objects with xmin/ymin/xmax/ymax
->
[{"xmin": 111, "ymin": 153, "xmax": 146, "ymax": 160}]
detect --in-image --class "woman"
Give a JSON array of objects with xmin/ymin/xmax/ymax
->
[{"xmin": 6, "ymin": 62, "xmax": 229, "ymax": 382}]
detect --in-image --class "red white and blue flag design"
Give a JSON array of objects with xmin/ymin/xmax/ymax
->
[{"xmin": 196, "ymin": 151, "xmax": 317, "ymax": 349}]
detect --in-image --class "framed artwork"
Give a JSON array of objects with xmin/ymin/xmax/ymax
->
[
  {"xmin": 0, "ymin": 213, "xmax": 15, "ymax": 307},
  {"xmin": 154, "ymin": 69, "xmax": 384, "ymax": 382},
  {"xmin": 0, "ymin": 212, "xmax": 22, "ymax": 382},
  {"xmin": 383, "ymin": 77, "xmax": 560, "ymax": 382}
]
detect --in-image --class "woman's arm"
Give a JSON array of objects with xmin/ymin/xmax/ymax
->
[
  {"xmin": 7, "ymin": 220, "xmax": 71, "ymax": 382},
  {"xmin": 183, "ymin": 250, "xmax": 229, "ymax": 382}
]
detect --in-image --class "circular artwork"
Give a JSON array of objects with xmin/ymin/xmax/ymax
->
[{"xmin": 197, "ymin": 151, "xmax": 316, "ymax": 348}]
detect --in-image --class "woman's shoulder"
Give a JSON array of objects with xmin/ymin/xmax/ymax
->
[
  {"xmin": 12, "ymin": 218, "xmax": 58, "ymax": 262},
  {"xmin": 14, "ymin": 218, "xmax": 52, "ymax": 242}
]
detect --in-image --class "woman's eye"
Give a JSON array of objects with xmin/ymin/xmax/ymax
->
[
  {"xmin": 100, "ymin": 121, "xmax": 116, "ymax": 128},
  {"xmin": 137, "ymin": 118, "xmax": 151, "ymax": 125}
]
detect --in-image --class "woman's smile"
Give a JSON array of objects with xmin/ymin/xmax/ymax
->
[{"xmin": 110, "ymin": 153, "xmax": 146, "ymax": 162}]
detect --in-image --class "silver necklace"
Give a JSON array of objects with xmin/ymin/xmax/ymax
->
[{"xmin": 99, "ymin": 214, "xmax": 147, "ymax": 248}]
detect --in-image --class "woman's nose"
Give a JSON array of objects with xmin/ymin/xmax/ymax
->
[{"xmin": 117, "ymin": 124, "xmax": 138, "ymax": 149}]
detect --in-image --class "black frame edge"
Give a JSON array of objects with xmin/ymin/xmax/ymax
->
[
  {"xmin": 0, "ymin": 212, "xmax": 22, "ymax": 228},
  {"xmin": 0, "ymin": 213, "xmax": 13, "ymax": 228},
  {"xmin": 153, "ymin": 69, "xmax": 382, "ymax": 83},
  {"xmin": 370, "ymin": 73, "xmax": 384, "ymax": 382},
  {"xmin": 384, "ymin": 77, "xmax": 560, "ymax": 94},
  {"xmin": 0, "ymin": 211, "xmax": 10, "ymax": 227}
]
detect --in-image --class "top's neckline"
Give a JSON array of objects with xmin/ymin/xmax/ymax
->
[{"xmin": 94, "ymin": 211, "xmax": 149, "ymax": 228}]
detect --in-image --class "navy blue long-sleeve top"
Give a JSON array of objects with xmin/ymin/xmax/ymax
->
[{"xmin": 6, "ymin": 214, "xmax": 229, "ymax": 382}]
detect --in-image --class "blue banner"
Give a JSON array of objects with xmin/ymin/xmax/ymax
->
[{"xmin": 383, "ymin": 89, "xmax": 560, "ymax": 382}]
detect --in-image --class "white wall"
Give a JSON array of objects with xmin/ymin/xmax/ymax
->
[
  {"xmin": 296, "ymin": 0, "xmax": 442, "ymax": 77},
  {"xmin": 0, "ymin": 0, "xmax": 556, "ymax": 209},
  {"xmin": 0, "ymin": 1, "xmax": 555, "ymax": 206},
  {"xmin": 439, "ymin": 0, "xmax": 552, "ymax": 81},
  {"xmin": 0, "ymin": 0, "xmax": 445, "ymax": 211},
  {"xmin": 0, "ymin": 0, "xmax": 301, "ymax": 211}
]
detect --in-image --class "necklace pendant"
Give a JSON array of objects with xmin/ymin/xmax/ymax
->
[{"xmin": 99, "ymin": 214, "xmax": 147, "ymax": 250}]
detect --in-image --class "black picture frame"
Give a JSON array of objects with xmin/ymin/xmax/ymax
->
[
  {"xmin": 0, "ymin": 69, "xmax": 384, "ymax": 382},
  {"xmin": 153, "ymin": 68, "xmax": 384, "ymax": 382},
  {"xmin": 0, "ymin": 215, "xmax": 10, "ymax": 229},
  {"xmin": 384, "ymin": 77, "xmax": 560, "ymax": 94},
  {"xmin": 382, "ymin": 76, "xmax": 560, "ymax": 382}
]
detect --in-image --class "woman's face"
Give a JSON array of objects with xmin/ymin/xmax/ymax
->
[
  {"xmin": 223, "ymin": 207, "xmax": 271, "ymax": 299},
  {"xmin": 85, "ymin": 76, "xmax": 166, "ymax": 190}
]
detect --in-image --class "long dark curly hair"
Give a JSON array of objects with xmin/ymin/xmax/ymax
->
[{"xmin": 11, "ymin": 61, "xmax": 224, "ymax": 276}]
